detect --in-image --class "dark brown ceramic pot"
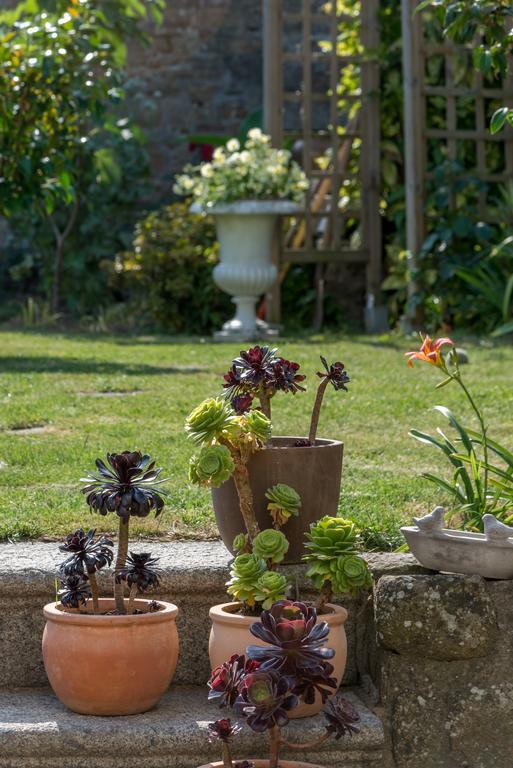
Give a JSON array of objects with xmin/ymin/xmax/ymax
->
[{"xmin": 211, "ymin": 436, "xmax": 343, "ymax": 563}]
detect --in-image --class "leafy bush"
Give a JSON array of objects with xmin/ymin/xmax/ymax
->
[{"xmin": 118, "ymin": 202, "xmax": 231, "ymax": 334}]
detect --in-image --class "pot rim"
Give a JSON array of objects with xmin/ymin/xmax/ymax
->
[
  {"xmin": 209, "ymin": 601, "xmax": 348, "ymax": 626},
  {"xmin": 259, "ymin": 436, "xmax": 343, "ymax": 451},
  {"xmin": 197, "ymin": 760, "xmax": 326, "ymax": 767},
  {"xmin": 192, "ymin": 199, "xmax": 303, "ymax": 216},
  {"xmin": 43, "ymin": 598, "xmax": 178, "ymax": 626}
]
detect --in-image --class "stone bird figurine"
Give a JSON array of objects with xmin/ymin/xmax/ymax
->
[
  {"xmin": 413, "ymin": 506, "xmax": 446, "ymax": 533},
  {"xmin": 483, "ymin": 514, "xmax": 513, "ymax": 542}
]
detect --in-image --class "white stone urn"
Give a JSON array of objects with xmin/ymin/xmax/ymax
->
[{"xmin": 193, "ymin": 199, "xmax": 300, "ymax": 340}]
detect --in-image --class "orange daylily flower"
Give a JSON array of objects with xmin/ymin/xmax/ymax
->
[{"xmin": 405, "ymin": 335, "xmax": 454, "ymax": 368}]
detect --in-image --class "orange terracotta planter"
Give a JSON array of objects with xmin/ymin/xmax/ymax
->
[
  {"xmin": 42, "ymin": 598, "xmax": 179, "ymax": 715},
  {"xmin": 209, "ymin": 602, "xmax": 348, "ymax": 718},
  {"xmin": 198, "ymin": 761, "xmax": 325, "ymax": 767}
]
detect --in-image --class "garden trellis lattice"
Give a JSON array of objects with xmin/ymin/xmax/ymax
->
[
  {"xmin": 401, "ymin": 0, "xmax": 513, "ymax": 321},
  {"xmin": 262, "ymin": 0, "xmax": 385, "ymax": 331}
]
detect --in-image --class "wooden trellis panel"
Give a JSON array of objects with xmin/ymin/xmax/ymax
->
[
  {"xmin": 263, "ymin": 0, "xmax": 383, "ymax": 328},
  {"xmin": 402, "ymin": 0, "xmax": 513, "ymax": 320}
]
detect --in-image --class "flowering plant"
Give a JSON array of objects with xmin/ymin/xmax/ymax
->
[
  {"xmin": 174, "ymin": 128, "xmax": 308, "ymax": 208},
  {"xmin": 406, "ymin": 335, "xmax": 513, "ymax": 529},
  {"xmin": 206, "ymin": 601, "xmax": 360, "ymax": 768}
]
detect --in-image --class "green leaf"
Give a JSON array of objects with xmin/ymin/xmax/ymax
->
[
  {"xmin": 432, "ymin": 406, "xmax": 474, "ymax": 455},
  {"xmin": 421, "ymin": 472, "xmax": 466, "ymax": 502},
  {"xmin": 490, "ymin": 107, "xmax": 509, "ymax": 135}
]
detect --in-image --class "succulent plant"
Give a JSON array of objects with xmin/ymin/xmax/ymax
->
[
  {"xmin": 317, "ymin": 356, "xmax": 350, "ymax": 391},
  {"xmin": 252, "ymin": 528, "xmax": 289, "ymax": 564},
  {"xmin": 207, "ymin": 718, "xmax": 241, "ymax": 743},
  {"xmin": 247, "ymin": 600, "xmax": 337, "ymax": 704},
  {"xmin": 304, "ymin": 516, "xmax": 358, "ymax": 559},
  {"xmin": 226, "ymin": 554, "xmax": 266, "ymax": 605},
  {"xmin": 208, "ymin": 653, "xmax": 259, "ymax": 708},
  {"xmin": 58, "ymin": 528, "xmax": 114, "ymax": 577},
  {"xmin": 272, "ymin": 358, "xmax": 306, "ymax": 394},
  {"xmin": 81, "ymin": 452, "xmax": 166, "ymax": 520},
  {"xmin": 185, "ymin": 397, "xmax": 237, "ymax": 445},
  {"xmin": 254, "ymin": 571, "xmax": 290, "ymax": 609},
  {"xmin": 323, "ymin": 696, "xmax": 361, "ymax": 739},
  {"xmin": 223, "ymin": 346, "xmax": 281, "ymax": 397},
  {"xmin": 189, "ymin": 444, "xmax": 234, "ymax": 487},
  {"xmin": 242, "ymin": 409, "xmax": 272, "ymax": 443},
  {"xmin": 234, "ymin": 669, "xmax": 298, "ymax": 733},
  {"xmin": 58, "ymin": 575, "xmax": 91, "ymax": 609},
  {"xmin": 265, "ymin": 483, "xmax": 301, "ymax": 527},
  {"xmin": 233, "ymin": 532, "xmax": 251, "ymax": 555},
  {"xmin": 232, "ymin": 393, "xmax": 254, "ymax": 414},
  {"xmin": 309, "ymin": 355, "xmax": 350, "ymax": 445},
  {"xmin": 116, "ymin": 552, "xmax": 160, "ymax": 591},
  {"xmin": 330, "ymin": 554, "xmax": 372, "ymax": 595}
]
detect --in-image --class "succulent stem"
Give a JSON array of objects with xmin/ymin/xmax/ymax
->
[
  {"xmin": 232, "ymin": 457, "xmax": 260, "ymax": 542},
  {"xmin": 221, "ymin": 742, "xmax": 233, "ymax": 768},
  {"xmin": 280, "ymin": 731, "xmax": 331, "ymax": 751},
  {"xmin": 258, "ymin": 392, "xmax": 271, "ymax": 420},
  {"xmin": 114, "ymin": 518, "xmax": 129, "ymax": 613},
  {"xmin": 316, "ymin": 580, "xmax": 333, "ymax": 614},
  {"xmin": 88, "ymin": 572, "xmax": 100, "ymax": 614},
  {"xmin": 308, "ymin": 377, "xmax": 329, "ymax": 445},
  {"xmin": 269, "ymin": 725, "xmax": 281, "ymax": 768},
  {"xmin": 127, "ymin": 583, "xmax": 138, "ymax": 615}
]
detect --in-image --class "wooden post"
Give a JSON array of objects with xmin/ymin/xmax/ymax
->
[
  {"xmin": 401, "ymin": 0, "xmax": 425, "ymax": 328},
  {"xmin": 361, "ymin": 0, "xmax": 387, "ymax": 331},
  {"xmin": 263, "ymin": 0, "xmax": 283, "ymax": 325}
]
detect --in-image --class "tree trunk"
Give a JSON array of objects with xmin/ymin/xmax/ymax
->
[
  {"xmin": 232, "ymin": 458, "xmax": 260, "ymax": 542},
  {"xmin": 89, "ymin": 572, "xmax": 100, "ymax": 614},
  {"xmin": 308, "ymin": 378, "xmax": 329, "ymax": 445}
]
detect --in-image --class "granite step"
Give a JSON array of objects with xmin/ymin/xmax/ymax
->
[
  {"xmin": 0, "ymin": 540, "xmax": 424, "ymax": 690},
  {"xmin": 0, "ymin": 685, "xmax": 387, "ymax": 768}
]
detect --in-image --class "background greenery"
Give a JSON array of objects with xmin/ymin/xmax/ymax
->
[{"xmin": 0, "ymin": 330, "xmax": 511, "ymax": 549}]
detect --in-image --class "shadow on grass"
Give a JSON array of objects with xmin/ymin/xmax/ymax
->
[{"xmin": 0, "ymin": 356, "xmax": 205, "ymax": 376}]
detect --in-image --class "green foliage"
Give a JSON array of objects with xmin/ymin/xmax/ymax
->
[
  {"xmin": 0, "ymin": 0, "xmax": 155, "ymax": 312},
  {"xmin": 252, "ymin": 529, "xmax": 290, "ymax": 565},
  {"xmin": 265, "ymin": 483, "xmax": 302, "ymax": 527},
  {"xmin": 117, "ymin": 202, "xmax": 231, "ymax": 334},
  {"xmin": 226, "ymin": 553, "xmax": 267, "ymax": 605},
  {"xmin": 253, "ymin": 571, "xmax": 290, "ymax": 610},
  {"xmin": 188, "ymin": 444, "xmax": 235, "ymax": 488},
  {"xmin": 185, "ymin": 398, "xmax": 237, "ymax": 446},
  {"xmin": 417, "ymin": 0, "xmax": 513, "ymax": 132}
]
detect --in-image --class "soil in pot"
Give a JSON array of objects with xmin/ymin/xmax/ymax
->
[
  {"xmin": 209, "ymin": 602, "xmax": 347, "ymax": 718},
  {"xmin": 42, "ymin": 598, "xmax": 179, "ymax": 716},
  {"xmin": 211, "ymin": 437, "xmax": 343, "ymax": 563}
]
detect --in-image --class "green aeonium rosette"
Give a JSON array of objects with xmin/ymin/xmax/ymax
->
[
  {"xmin": 185, "ymin": 397, "xmax": 237, "ymax": 445},
  {"xmin": 252, "ymin": 528, "xmax": 289, "ymax": 564},
  {"xmin": 233, "ymin": 533, "xmax": 251, "ymax": 555},
  {"xmin": 241, "ymin": 409, "xmax": 272, "ymax": 443},
  {"xmin": 253, "ymin": 571, "xmax": 290, "ymax": 609},
  {"xmin": 189, "ymin": 444, "xmax": 234, "ymax": 487},
  {"xmin": 226, "ymin": 553, "xmax": 266, "ymax": 605},
  {"xmin": 331, "ymin": 554, "xmax": 372, "ymax": 595},
  {"xmin": 265, "ymin": 483, "xmax": 301, "ymax": 527},
  {"xmin": 304, "ymin": 516, "xmax": 358, "ymax": 559}
]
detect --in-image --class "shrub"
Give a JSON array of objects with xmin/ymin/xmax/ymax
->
[{"xmin": 118, "ymin": 202, "xmax": 231, "ymax": 334}]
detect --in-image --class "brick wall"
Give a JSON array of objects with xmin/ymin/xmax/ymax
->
[{"xmin": 126, "ymin": 0, "xmax": 263, "ymax": 198}]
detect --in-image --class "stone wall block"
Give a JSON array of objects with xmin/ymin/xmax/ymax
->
[{"xmin": 374, "ymin": 574, "xmax": 497, "ymax": 660}]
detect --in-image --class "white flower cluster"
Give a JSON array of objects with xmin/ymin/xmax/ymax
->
[{"xmin": 174, "ymin": 128, "xmax": 308, "ymax": 207}]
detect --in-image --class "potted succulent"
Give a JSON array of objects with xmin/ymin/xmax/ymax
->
[
  {"xmin": 42, "ymin": 451, "xmax": 179, "ymax": 716},
  {"xmin": 208, "ymin": 514, "xmax": 372, "ymax": 718},
  {"xmin": 186, "ymin": 345, "xmax": 349, "ymax": 562},
  {"xmin": 174, "ymin": 129, "xmax": 308, "ymax": 340},
  {"xmin": 199, "ymin": 600, "xmax": 361, "ymax": 768}
]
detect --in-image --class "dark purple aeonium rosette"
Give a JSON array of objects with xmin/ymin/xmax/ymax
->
[
  {"xmin": 223, "ymin": 346, "xmax": 305, "ymax": 405},
  {"xmin": 246, "ymin": 600, "xmax": 337, "ymax": 705},
  {"xmin": 234, "ymin": 669, "xmax": 298, "ymax": 733},
  {"xmin": 208, "ymin": 654, "xmax": 260, "ymax": 708},
  {"xmin": 317, "ymin": 356, "xmax": 350, "ymax": 391}
]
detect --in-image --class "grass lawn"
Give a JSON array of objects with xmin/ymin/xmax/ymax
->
[{"xmin": 0, "ymin": 330, "xmax": 511, "ymax": 548}]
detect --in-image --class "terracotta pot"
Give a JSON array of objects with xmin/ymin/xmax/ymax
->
[
  {"xmin": 42, "ymin": 598, "xmax": 179, "ymax": 715},
  {"xmin": 209, "ymin": 602, "xmax": 347, "ymax": 718},
  {"xmin": 198, "ymin": 761, "xmax": 325, "ymax": 768},
  {"xmin": 211, "ymin": 436, "xmax": 343, "ymax": 563}
]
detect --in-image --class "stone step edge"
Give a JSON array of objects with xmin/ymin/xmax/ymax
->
[
  {"xmin": 0, "ymin": 685, "xmax": 386, "ymax": 768},
  {"xmin": 0, "ymin": 539, "xmax": 426, "ymax": 596}
]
